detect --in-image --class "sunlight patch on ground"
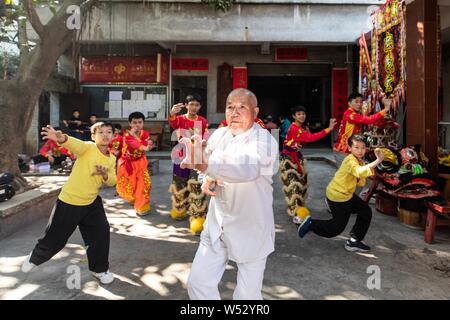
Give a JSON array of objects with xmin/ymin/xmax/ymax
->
[
  {"xmin": 0, "ymin": 264, "xmax": 20, "ymax": 274},
  {"xmin": 82, "ymin": 281, "xmax": 126, "ymax": 300},
  {"xmin": 275, "ymin": 224, "xmax": 288, "ymax": 233},
  {"xmin": 141, "ymin": 263, "xmax": 191, "ymax": 296},
  {"xmin": 63, "ymin": 244, "xmax": 86, "ymax": 256},
  {"xmin": 113, "ymin": 274, "xmax": 142, "ymax": 287},
  {"xmin": 110, "ymin": 221, "xmax": 197, "ymax": 244},
  {"xmin": 323, "ymin": 295, "xmax": 349, "ymax": 300},
  {"xmin": 0, "ymin": 283, "xmax": 39, "ymax": 300},
  {"xmin": 225, "ymin": 264, "xmax": 236, "ymax": 271},
  {"xmin": 375, "ymin": 245, "xmax": 393, "ymax": 252},
  {"xmin": 355, "ymin": 252, "xmax": 378, "ymax": 259},
  {"xmin": 0, "ymin": 256, "xmax": 25, "ymax": 274},
  {"xmin": 106, "ymin": 208, "xmax": 137, "ymax": 218},
  {"xmin": 341, "ymin": 290, "xmax": 371, "ymax": 299},
  {"xmin": 263, "ymin": 285, "xmax": 303, "ymax": 299},
  {"xmin": 0, "ymin": 276, "xmax": 19, "ymax": 289},
  {"xmin": 25, "ymin": 176, "xmax": 68, "ymax": 193},
  {"xmin": 224, "ymin": 282, "xmax": 236, "ymax": 291}
]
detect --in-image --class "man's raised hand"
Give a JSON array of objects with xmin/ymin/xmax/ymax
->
[
  {"xmin": 201, "ymin": 176, "xmax": 217, "ymax": 196},
  {"xmin": 41, "ymin": 125, "xmax": 66, "ymax": 144}
]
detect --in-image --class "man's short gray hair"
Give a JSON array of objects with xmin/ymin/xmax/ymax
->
[{"xmin": 227, "ymin": 88, "xmax": 258, "ymax": 107}]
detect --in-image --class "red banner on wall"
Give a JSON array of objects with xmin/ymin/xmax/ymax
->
[
  {"xmin": 275, "ymin": 47, "xmax": 308, "ymax": 61},
  {"xmin": 332, "ymin": 68, "xmax": 348, "ymax": 123},
  {"xmin": 172, "ymin": 58, "xmax": 209, "ymax": 71},
  {"xmin": 158, "ymin": 54, "xmax": 170, "ymax": 84},
  {"xmin": 80, "ymin": 55, "xmax": 169, "ymax": 84},
  {"xmin": 232, "ymin": 67, "xmax": 247, "ymax": 89}
]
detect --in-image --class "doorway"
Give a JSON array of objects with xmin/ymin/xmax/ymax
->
[
  {"xmin": 172, "ymin": 76, "xmax": 208, "ymax": 118},
  {"xmin": 248, "ymin": 63, "xmax": 332, "ymax": 148}
]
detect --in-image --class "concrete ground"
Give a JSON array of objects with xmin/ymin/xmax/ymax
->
[{"xmin": 1, "ymin": 159, "xmax": 450, "ymax": 300}]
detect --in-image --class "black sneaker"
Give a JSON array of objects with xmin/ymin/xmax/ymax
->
[
  {"xmin": 297, "ymin": 216, "xmax": 312, "ymax": 238},
  {"xmin": 344, "ymin": 239, "xmax": 371, "ymax": 252}
]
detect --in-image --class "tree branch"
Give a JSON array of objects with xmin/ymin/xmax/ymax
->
[
  {"xmin": 80, "ymin": 0, "xmax": 98, "ymax": 12},
  {"xmin": 18, "ymin": 18, "xmax": 30, "ymax": 58},
  {"xmin": 23, "ymin": 0, "xmax": 46, "ymax": 40}
]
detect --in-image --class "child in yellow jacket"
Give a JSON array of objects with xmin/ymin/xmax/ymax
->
[
  {"xmin": 298, "ymin": 134, "xmax": 384, "ymax": 252},
  {"xmin": 22, "ymin": 123, "xmax": 117, "ymax": 284}
]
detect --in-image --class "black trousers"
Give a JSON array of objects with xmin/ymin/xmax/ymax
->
[
  {"xmin": 311, "ymin": 194, "xmax": 372, "ymax": 241},
  {"xmin": 30, "ymin": 196, "xmax": 110, "ymax": 273}
]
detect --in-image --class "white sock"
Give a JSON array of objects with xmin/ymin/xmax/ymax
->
[{"xmin": 350, "ymin": 237, "xmax": 358, "ymax": 242}]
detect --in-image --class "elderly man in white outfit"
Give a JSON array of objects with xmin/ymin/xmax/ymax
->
[{"xmin": 182, "ymin": 88, "xmax": 278, "ymax": 300}]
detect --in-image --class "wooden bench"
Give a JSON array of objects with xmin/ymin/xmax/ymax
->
[{"xmin": 424, "ymin": 201, "xmax": 450, "ymax": 244}]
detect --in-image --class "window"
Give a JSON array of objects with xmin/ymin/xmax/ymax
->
[{"xmin": 82, "ymin": 85, "xmax": 168, "ymax": 120}]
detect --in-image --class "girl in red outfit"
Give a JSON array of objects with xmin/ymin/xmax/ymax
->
[
  {"xmin": 116, "ymin": 113, "xmax": 153, "ymax": 216},
  {"xmin": 280, "ymin": 106, "xmax": 336, "ymax": 223}
]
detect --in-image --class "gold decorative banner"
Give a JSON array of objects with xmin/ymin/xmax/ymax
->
[{"xmin": 370, "ymin": 0, "xmax": 406, "ymax": 114}]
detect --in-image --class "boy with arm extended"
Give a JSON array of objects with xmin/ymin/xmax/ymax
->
[
  {"xmin": 298, "ymin": 134, "xmax": 384, "ymax": 252},
  {"xmin": 168, "ymin": 94, "xmax": 209, "ymax": 232},
  {"xmin": 22, "ymin": 122, "xmax": 117, "ymax": 284}
]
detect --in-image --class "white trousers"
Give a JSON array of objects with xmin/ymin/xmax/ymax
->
[{"xmin": 187, "ymin": 238, "xmax": 267, "ymax": 300}]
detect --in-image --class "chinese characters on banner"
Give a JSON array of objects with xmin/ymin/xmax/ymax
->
[
  {"xmin": 332, "ymin": 68, "xmax": 348, "ymax": 123},
  {"xmin": 275, "ymin": 48, "xmax": 308, "ymax": 61},
  {"xmin": 79, "ymin": 54, "xmax": 169, "ymax": 84},
  {"xmin": 172, "ymin": 58, "xmax": 209, "ymax": 71},
  {"xmin": 232, "ymin": 67, "xmax": 248, "ymax": 89}
]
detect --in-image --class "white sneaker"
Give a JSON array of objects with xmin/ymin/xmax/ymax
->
[
  {"xmin": 92, "ymin": 270, "xmax": 114, "ymax": 284},
  {"xmin": 21, "ymin": 253, "xmax": 37, "ymax": 273}
]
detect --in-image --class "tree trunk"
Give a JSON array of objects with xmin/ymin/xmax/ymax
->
[{"xmin": 0, "ymin": 0, "xmax": 98, "ymax": 189}]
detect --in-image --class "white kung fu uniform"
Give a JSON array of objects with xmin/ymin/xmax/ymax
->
[{"xmin": 187, "ymin": 124, "xmax": 279, "ymax": 300}]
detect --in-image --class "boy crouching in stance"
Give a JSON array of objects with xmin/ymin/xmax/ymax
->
[{"xmin": 297, "ymin": 134, "xmax": 384, "ymax": 252}]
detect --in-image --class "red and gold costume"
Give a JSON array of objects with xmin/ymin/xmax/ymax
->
[
  {"xmin": 116, "ymin": 130, "xmax": 151, "ymax": 215},
  {"xmin": 40, "ymin": 140, "xmax": 74, "ymax": 160},
  {"xmin": 334, "ymin": 108, "xmax": 387, "ymax": 154},
  {"xmin": 168, "ymin": 114, "xmax": 209, "ymax": 233},
  {"xmin": 109, "ymin": 133, "xmax": 124, "ymax": 160},
  {"xmin": 218, "ymin": 117, "xmax": 266, "ymax": 129},
  {"xmin": 280, "ymin": 123, "xmax": 331, "ymax": 219}
]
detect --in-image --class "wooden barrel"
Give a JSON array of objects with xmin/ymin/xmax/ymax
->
[
  {"xmin": 376, "ymin": 192, "xmax": 398, "ymax": 216},
  {"xmin": 398, "ymin": 207, "xmax": 426, "ymax": 229}
]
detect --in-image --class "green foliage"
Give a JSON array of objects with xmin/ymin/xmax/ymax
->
[
  {"xmin": 0, "ymin": 0, "xmax": 63, "ymax": 49},
  {"xmin": 201, "ymin": 0, "xmax": 234, "ymax": 12}
]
